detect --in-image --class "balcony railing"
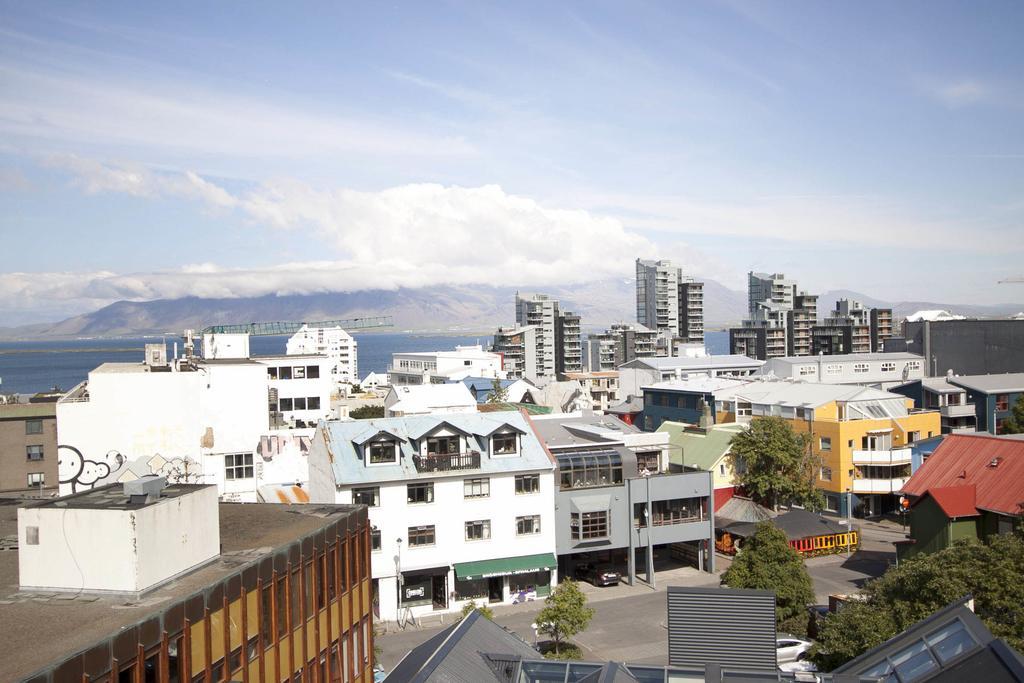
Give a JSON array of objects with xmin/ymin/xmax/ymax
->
[
  {"xmin": 413, "ymin": 450, "xmax": 481, "ymax": 473},
  {"xmin": 851, "ymin": 448, "xmax": 912, "ymax": 465},
  {"xmin": 940, "ymin": 403, "xmax": 975, "ymax": 418},
  {"xmin": 852, "ymin": 477, "xmax": 908, "ymax": 494}
]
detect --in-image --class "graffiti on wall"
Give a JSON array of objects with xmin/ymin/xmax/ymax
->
[{"xmin": 58, "ymin": 444, "xmax": 204, "ymax": 494}]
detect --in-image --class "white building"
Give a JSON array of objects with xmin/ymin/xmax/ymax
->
[
  {"xmin": 384, "ymin": 384, "xmax": 478, "ymax": 417},
  {"xmin": 257, "ymin": 353, "xmax": 334, "ymax": 428},
  {"xmin": 57, "ymin": 347, "xmax": 315, "ymax": 502},
  {"xmin": 286, "ymin": 324, "xmax": 359, "ymax": 387},
  {"xmin": 760, "ymin": 353, "xmax": 926, "ymax": 389},
  {"xmin": 359, "ymin": 372, "xmax": 389, "ymax": 393},
  {"xmin": 307, "ymin": 412, "xmax": 557, "ymax": 623},
  {"xmin": 618, "ymin": 354, "xmax": 765, "ymax": 399},
  {"xmin": 388, "ymin": 345, "xmax": 505, "ymax": 386}
]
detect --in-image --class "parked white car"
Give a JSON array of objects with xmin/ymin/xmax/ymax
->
[{"xmin": 776, "ymin": 634, "xmax": 814, "ymax": 663}]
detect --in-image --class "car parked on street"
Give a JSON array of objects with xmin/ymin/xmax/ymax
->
[
  {"xmin": 574, "ymin": 562, "xmax": 621, "ymax": 587},
  {"xmin": 776, "ymin": 634, "xmax": 814, "ymax": 663}
]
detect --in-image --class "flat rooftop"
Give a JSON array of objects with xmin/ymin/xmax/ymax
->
[
  {"xmin": 950, "ymin": 373, "xmax": 1024, "ymax": 394},
  {"xmin": 768, "ymin": 352, "xmax": 922, "ymax": 364},
  {"xmin": 0, "ymin": 498, "xmax": 364, "ymax": 681},
  {"xmin": 0, "ymin": 402, "xmax": 57, "ymax": 419}
]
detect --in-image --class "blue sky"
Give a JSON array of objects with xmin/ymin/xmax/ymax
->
[{"xmin": 1, "ymin": 0, "xmax": 1023, "ymax": 324}]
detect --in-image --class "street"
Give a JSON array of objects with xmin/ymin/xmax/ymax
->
[{"xmin": 376, "ymin": 519, "xmax": 904, "ymax": 672}]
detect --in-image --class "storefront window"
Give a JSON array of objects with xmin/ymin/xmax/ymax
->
[
  {"xmin": 401, "ymin": 574, "xmax": 433, "ymax": 606},
  {"xmin": 453, "ymin": 577, "xmax": 488, "ymax": 600},
  {"xmin": 510, "ymin": 570, "xmax": 551, "ymax": 596}
]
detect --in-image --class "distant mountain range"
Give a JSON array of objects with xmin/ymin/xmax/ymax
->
[{"xmin": 0, "ymin": 280, "xmax": 1020, "ymax": 340}]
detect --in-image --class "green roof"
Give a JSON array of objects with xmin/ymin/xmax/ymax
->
[
  {"xmin": 657, "ymin": 420, "xmax": 746, "ymax": 471},
  {"xmin": 454, "ymin": 552, "xmax": 557, "ymax": 581},
  {"xmin": 476, "ymin": 402, "xmax": 553, "ymax": 415}
]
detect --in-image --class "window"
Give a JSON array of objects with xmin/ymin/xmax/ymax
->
[
  {"xmin": 279, "ymin": 366, "xmax": 292, "ymax": 380},
  {"xmin": 516, "ymin": 515, "xmax": 541, "ymax": 536},
  {"xmin": 719, "ymin": 463, "xmax": 726, "ymax": 476},
  {"xmin": 426, "ymin": 436, "xmax": 459, "ymax": 455},
  {"xmin": 279, "ymin": 397, "xmax": 294, "ymax": 411},
  {"xmin": 463, "ymin": 477, "xmax": 489, "ymax": 498},
  {"xmin": 465, "ymin": 519, "xmax": 491, "ymax": 541},
  {"xmin": 825, "ymin": 364, "xmax": 841, "ymax": 375},
  {"xmin": 225, "ymin": 453, "xmax": 254, "ymax": 480},
  {"xmin": 570, "ymin": 511, "xmax": 608, "ymax": 540},
  {"xmin": 368, "ymin": 441, "xmax": 397, "ymax": 464},
  {"xmin": 996, "ymin": 394, "xmax": 1009, "ymax": 411},
  {"xmin": 820, "ymin": 466, "xmax": 833, "ymax": 482},
  {"xmin": 798, "ymin": 365, "xmax": 816, "ymax": 376},
  {"xmin": 268, "ymin": 367, "xmax": 279, "ymax": 379},
  {"xmin": 408, "ymin": 525, "xmax": 435, "ymax": 547},
  {"xmin": 307, "ymin": 397, "xmax": 321, "ymax": 410},
  {"xmin": 636, "ymin": 451, "xmax": 659, "ymax": 473},
  {"xmin": 351, "ymin": 487, "xmax": 379, "ymax": 507},
  {"xmin": 881, "ymin": 362, "xmax": 897, "ymax": 372},
  {"xmin": 853, "ymin": 363, "xmax": 869, "ymax": 374},
  {"xmin": 795, "ymin": 408, "xmax": 807, "ymax": 420},
  {"xmin": 293, "ymin": 366, "xmax": 305, "ymax": 379},
  {"xmin": 819, "ymin": 437, "xmax": 832, "ymax": 452},
  {"xmin": 306, "ymin": 365, "xmax": 320, "ymax": 379},
  {"xmin": 293, "ymin": 397, "xmax": 307, "ymax": 410},
  {"xmin": 491, "ymin": 433, "xmax": 518, "ymax": 455},
  {"xmin": 26, "ymin": 445, "xmax": 44, "ymax": 461},
  {"xmin": 27, "ymin": 473, "xmax": 44, "ymax": 487},
  {"xmin": 407, "ymin": 482, "xmax": 434, "ymax": 504},
  {"xmin": 371, "ymin": 528, "xmax": 381, "ymax": 551},
  {"xmin": 907, "ymin": 360, "xmax": 922, "ymax": 370},
  {"xmin": 515, "ymin": 474, "xmax": 540, "ymax": 495},
  {"xmin": 25, "ymin": 419, "xmax": 43, "ymax": 435},
  {"xmin": 736, "ymin": 401, "xmax": 752, "ymax": 417},
  {"xmin": 556, "ymin": 451, "xmax": 624, "ymax": 490},
  {"xmin": 25, "ymin": 526, "xmax": 39, "ymax": 545}
]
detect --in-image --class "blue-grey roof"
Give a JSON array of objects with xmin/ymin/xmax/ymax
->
[
  {"xmin": 457, "ymin": 377, "xmax": 519, "ymax": 402},
  {"xmin": 321, "ymin": 411, "xmax": 553, "ymax": 485}
]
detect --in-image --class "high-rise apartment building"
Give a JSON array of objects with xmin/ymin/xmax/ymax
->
[
  {"xmin": 491, "ymin": 294, "xmax": 582, "ymax": 382},
  {"xmin": 635, "ymin": 259, "xmax": 705, "ymax": 346},
  {"xmin": 587, "ymin": 323, "xmax": 659, "ymax": 371},
  {"xmin": 811, "ymin": 299, "xmax": 893, "ymax": 356},
  {"xmin": 730, "ymin": 272, "xmax": 816, "ymax": 360}
]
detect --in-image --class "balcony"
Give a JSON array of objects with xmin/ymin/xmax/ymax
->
[
  {"xmin": 852, "ymin": 448, "xmax": 912, "ymax": 466},
  {"xmin": 940, "ymin": 403, "xmax": 975, "ymax": 419},
  {"xmin": 413, "ymin": 451, "xmax": 481, "ymax": 473},
  {"xmin": 852, "ymin": 477, "xmax": 908, "ymax": 494}
]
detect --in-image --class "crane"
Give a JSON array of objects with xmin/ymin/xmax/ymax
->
[{"xmin": 199, "ymin": 316, "xmax": 394, "ymax": 336}]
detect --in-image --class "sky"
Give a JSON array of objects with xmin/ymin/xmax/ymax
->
[{"xmin": 1, "ymin": 0, "xmax": 1023, "ymax": 325}]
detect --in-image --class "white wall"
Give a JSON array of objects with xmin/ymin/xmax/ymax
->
[{"xmin": 18, "ymin": 486, "xmax": 220, "ymax": 593}]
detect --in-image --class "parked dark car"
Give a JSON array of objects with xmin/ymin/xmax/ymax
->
[{"xmin": 574, "ymin": 562, "xmax": 621, "ymax": 587}]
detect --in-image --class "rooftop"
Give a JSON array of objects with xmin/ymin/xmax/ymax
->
[
  {"xmin": 657, "ymin": 421, "xmax": 747, "ymax": 471},
  {"xmin": 920, "ymin": 377, "xmax": 969, "ymax": 394},
  {"xmin": 766, "ymin": 352, "xmax": 922, "ymax": 365},
  {"xmin": 30, "ymin": 482, "xmax": 205, "ymax": 510},
  {"xmin": 716, "ymin": 380, "xmax": 909, "ymax": 410},
  {"xmin": 620, "ymin": 355, "xmax": 764, "ymax": 371},
  {"xmin": 319, "ymin": 411, "xmax": 554, "ymax": 485},
  {"xmin": 948, "ymin": 373, "xmax": 1024, "ymax": 394},
  {"xmin": 643, "ymin": 377, "xmax": 751, "ymax": 394},
  {"xmin": 0, "ymin": 499, "xmax": 365, "ymax": 682},
  {"xmin": 528, "ymin": 412, "xmax": 639, "ymax": 450},
  {"xmin": 901, "ymin": 434, "xmax": 1024, "ymax": 516},
  {"xmin": 386, "ymin": 383, "xmax": 477, "ymax": 413},
  {"xmin": 0, "ymin": 402, "xmax": 57, "ymax": 419}
]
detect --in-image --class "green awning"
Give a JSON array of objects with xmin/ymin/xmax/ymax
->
[{"xmin": 454, "ymin": 552, "xmax": 557, "ymax": 581}]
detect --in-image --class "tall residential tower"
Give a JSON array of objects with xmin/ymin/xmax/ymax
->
[{"xmin": 635, "ymin": 259, "xmax": 705, "ymax": 347}]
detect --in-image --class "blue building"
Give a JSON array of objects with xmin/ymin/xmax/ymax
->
[
  {"xmin": 639, "ymin": 377, "xmax": 750, "ymax": 431},
  {"xmin": 947, "ymin": 373, "xmax": 1024, "ymax": 434}
]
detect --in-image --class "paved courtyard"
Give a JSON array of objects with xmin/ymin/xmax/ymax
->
[{"xmin": 376, "ymin": 519, "xmax": 904, "ymax": 672}]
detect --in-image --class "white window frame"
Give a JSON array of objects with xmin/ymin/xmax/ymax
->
[
  {"xmin": 516, "ymin": 515, "xmax": 541, "ymax": 536},
  {"xmin": 367, "ymin": 440, "xmax": 398, "ymax": 465},
  {"xmin": 463, "ymin": 477, "xmax": 490, "ymax": 499},
  {"xmin": 464, "ymin": 519, "xmax": 491, "ymax": 541},
  {"xmin": 27, "ymin": 472, "xmax": 45, "ymax": 487},
  {"xmin": 819, "ymin": 437, "xmax": 832, "ymax": 452},
  {"xmin": 225, "ymin": 453, "xmax": 254, "ymax": 480}
]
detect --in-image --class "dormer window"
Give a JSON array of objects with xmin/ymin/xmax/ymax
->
[
  {"xmin": 492, "ymin": 433, "xmax": 518, "ymax": 456},
  {"xmin": 368, "ymin": 440, "xmax": 397, "ymax": 465}
]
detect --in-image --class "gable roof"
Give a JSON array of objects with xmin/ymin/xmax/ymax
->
[
  {"xmin": 901, "ymin": 434, "xmax": 1024, "ymax": 516},
  {"xmin": 727, "ymin": 509, "xmax": 851, "ymax": 540},
  {"xmin": 919, "ymin": 485, "xmax": 980, "ymax": 519},
  {"xmin": 657, "ymin": 421, "xmax": 746, "ymax": 471},
  {"xmin": 386, "ymin": 383, "xmax": 477, "ymax": 413},
  {"xmin": 387, "ymin": 610, "xmax": 539, "ymax": 682}
]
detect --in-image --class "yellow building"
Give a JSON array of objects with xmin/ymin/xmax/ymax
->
[{"xmin": 714, "ymin": 382, "xmax": 940, "ymax": 517}]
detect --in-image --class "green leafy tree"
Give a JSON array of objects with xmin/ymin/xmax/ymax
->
[
  {"xmin": 486, "ymin": 378, "xmax": 509, "ymax": 404},
  {"xmin": 349, "ymin": 404, "xmax": 385, "ymax": 420},
  {"xmin": 536, "ymin": 579, "xmax": 594, "ymax": 655},
  {"xmin": 721, "ymin": 521, "xmax": 815, "ymax": 632},
  {"xmin": 728, "ymin": 416, "xmax": 824, "ymax": 511},
  {"xmin": 1001, "ymin": 394, "xmax": 1024, "ymax": 433},
  {"xmin": 460, "ymin": 601, "xmax": 494, "ymax": 620},
  {"xmin": 813, "ymin": 534, "xmax": 1024, "ymax": 671}
]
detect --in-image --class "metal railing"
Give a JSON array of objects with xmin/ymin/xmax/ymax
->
[{"xmin": 412, "ymin": 450, "xmax": 481, "ymax": 473}]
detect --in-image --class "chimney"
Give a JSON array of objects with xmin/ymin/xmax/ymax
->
[{"xmin": 123, "ymin": 475, "xmax": 167, "ymax": 504}]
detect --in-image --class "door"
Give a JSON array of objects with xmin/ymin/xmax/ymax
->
[
  {"xmin": 488, "ymin": 577, "xmax": 503, "ymax": 602},
  {"xmin": 431, "ymin": 574, "xmax": 447, "ymax": 610}
]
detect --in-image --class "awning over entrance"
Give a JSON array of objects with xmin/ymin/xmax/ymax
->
[{"xmin": 454, "ymin": 553, "xmax": 557, "ymax": 581}]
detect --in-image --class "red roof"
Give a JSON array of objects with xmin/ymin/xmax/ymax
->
[
  {"xmin": 902, "ymin": 434, "xmax": 1024, "ymax": 516},
  {"xmin": 917, "ymin": 485, "xmax": 979, "ymax": 518}
]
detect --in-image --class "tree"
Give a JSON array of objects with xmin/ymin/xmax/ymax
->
[
  {"xmin": 721, "ymin": 521, "xmax": 815, "ymax": 632},
  {"xmin": 813, "ymin": 533, "xmax": 1024, "ymax": 670},
  {"xmin": 460, "ymin": 601, "xmax": 494, "ymax": 620},
  {"xmin": 486, "ymin": 378, "xmax": 509, "ymax": 404},
  {"xmin": 728, "ymin": 416, "xmax": 823, "ymax": 511},
  {"xmin": 535, "ymin": 579, "xmax": 594, "ymax": 655},
  {"xmin": 349, "ymin": 404, "xmax": 385, "ymax": 420},
  {"xmin": 1001, "ymin": 394, "xmax": 1024, "ymax": 433}
]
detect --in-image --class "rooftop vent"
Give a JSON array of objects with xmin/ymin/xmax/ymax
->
[
  {"xmin": 123, "ymin": 475, "xmax": 167, "ymax": 504},
  {"xmin": 988, "ymin": 457, "xmax": 1004, "ymax": 468}
]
